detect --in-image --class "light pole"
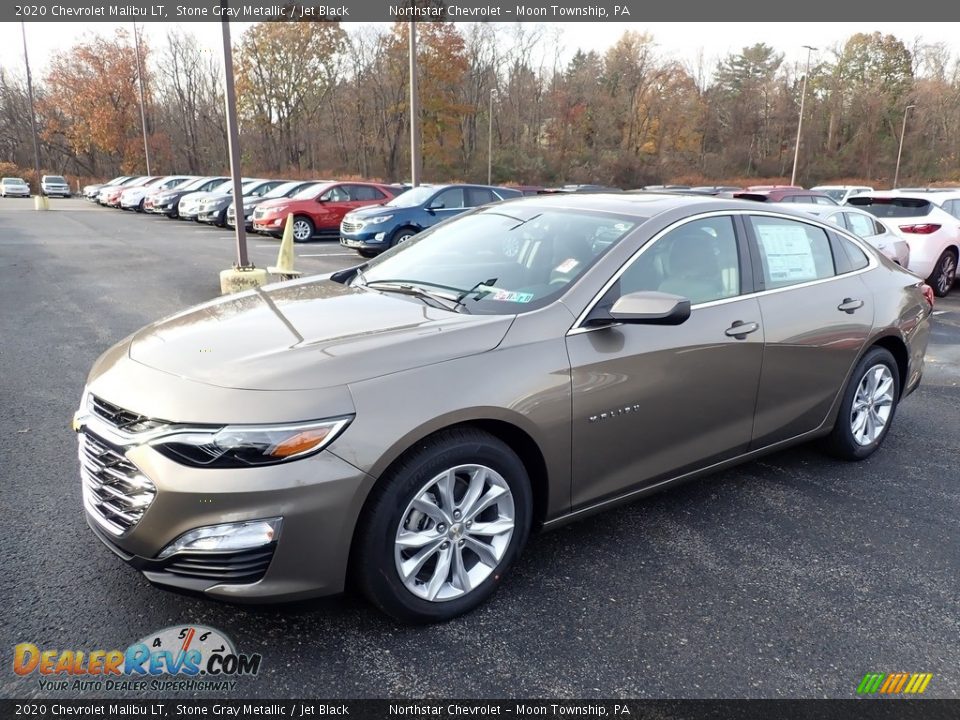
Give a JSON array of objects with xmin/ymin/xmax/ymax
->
[
  {"xmin": 790, "ymin": 45, "xmax": 816, "ymax": 188},
  {"xmin": 487, "ymin": 87, "xmax": 495, "ymax": 185},
  {"xmin": 20, "ymin": 22, "xmax": 43, "ymax": 205},
  {"xmin": 408, "ymin": 22, "xmax": 421, "ymax": 187},
  {"xmin": 893, "ymin": 104, "xmax": 915, "ymax": 190},
  {"xmin": 132, "ymin": 23, "xmax": 152, "ymax": 176}
]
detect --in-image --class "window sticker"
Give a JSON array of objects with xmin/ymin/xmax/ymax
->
[
  {"xmin": 554, "ymin": 258, "xmax": 580, "ymax": 274},
  {"xmin": 490, "ymin": 290, "xmax": 535, "ymax": 303},
  {"xmin": 755, "ymin": 224, "xmax": 818, "ymax": 282}
]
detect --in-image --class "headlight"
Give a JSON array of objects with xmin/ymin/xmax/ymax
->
[
  {"xmin": 365, "ymin": 215, "xmax": 393, "ymax": 224},
  {"xmin": 268, "ymin": 205, "xmax": 288, "ymax": 215},
  {"xmin": 149, "ymin": 417, "xmax": 352, "ymax": 468}
]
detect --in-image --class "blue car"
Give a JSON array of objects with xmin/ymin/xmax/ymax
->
[{"xmin": 339, "ymin": 183, "xmax": 522, "ymax": 257}]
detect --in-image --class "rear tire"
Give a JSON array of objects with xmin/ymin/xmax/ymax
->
[
  {"xmin": 354, "ymin": 428, "xmax": 532, "ymax": 623},
  {"xmin": 928, "ymin": 249, "xmax": 957, "ymax": 298},
  {"xmin": 823, "ymin": 347, "xmax": 900, "ymax": 461}
]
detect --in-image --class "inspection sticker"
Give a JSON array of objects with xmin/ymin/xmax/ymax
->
[{"xmin": 491, "ymin": 290, "xmax": 535, "ymax": 303}]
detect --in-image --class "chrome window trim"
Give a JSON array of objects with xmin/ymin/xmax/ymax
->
[{"xmin": 567, "ymin": 208, "xmax": 879, "ymax": 336}]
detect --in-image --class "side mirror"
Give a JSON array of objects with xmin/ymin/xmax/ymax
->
[
  {"xmin": 586, "ymin": 291, "xmax": 691, "ymax": 327},
  {"xmin": 317, "ymin": 196, "xmax": 329, "ymax": 203},
  {"xmin": 427, "ymin": 201, "xmax": 445, "ymax": 211}
]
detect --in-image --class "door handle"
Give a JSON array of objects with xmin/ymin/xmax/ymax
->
[
  {"xmin": 837, "ymin": 298, "xmax": 864, "ymax": 314},
  {"xmin": 725, "ymin": 321, "xmax": 760, "ymax": 339}
]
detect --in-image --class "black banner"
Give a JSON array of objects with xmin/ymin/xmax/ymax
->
[
  {"xmin": 5, "ymin": 0, "xmax": 960, "ymax": 23},
  {"xmin": 2, "ymin": 700, "xmax": 959, "ymax": 720}
]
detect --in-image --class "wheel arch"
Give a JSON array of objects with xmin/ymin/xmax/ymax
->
[{"xmin": 345, "ymin": 416, "xmax": 552, "ymax": 585}]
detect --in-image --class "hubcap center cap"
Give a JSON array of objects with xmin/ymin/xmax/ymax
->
[{"xmin": 449, "ymin": 523, "xmax": 464, "ymax": 539}]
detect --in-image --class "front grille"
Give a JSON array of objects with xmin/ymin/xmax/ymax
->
[
  {"xmin": 79, "ymin": 432, "xmax": 156, "ymax": 535},
  {"xmin": 252, "ymin": 208, "xmax": 266, "ymax": 220},
  {"xmin": 341, "ymin": 220, "xmax": 363, "ymax": 233},
  {"xmin": 163, "ymin": 546, "xmax": 275, "ymax": 584},
  {"xmin": 90, "ymin": 395, "xmax": 167, "ymax": 434}
]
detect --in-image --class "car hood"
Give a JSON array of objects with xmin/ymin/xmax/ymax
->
[
  {"xmin": 347, "ymin": 205, "xmax": 398, "ymax": 220},
  {"xmin": 256, "ymin": 198, "xmax": 310, "ymax": 213},
  {"xmin": 125, "ymin": 278, "xmax": 514, "ymax": 391}
]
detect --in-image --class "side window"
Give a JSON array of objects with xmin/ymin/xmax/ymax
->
[
  {"xmin": 846, "ymin": 212, "xmax": 877, "ymax": 237},
  {"xmin": 825, "ymin": 212, "xmax": 846, "ymax": 228},
  {"xmin": 874, "ymin": 220, "xmax": 887, "ymax": 235},
  {"xmin": 465, "ymin": 187, "xmax": 497, "ymax": 207},
  {"xmin": 943, "ymin": 199, "xmax": 960, "ymax": 219},
  {"xmin": 812, "ymin": 196, "xmax": 835, "ymax": 205},
  {"xmin": 749, "ymin": 216, "xmax": 835, "ymax": 289},
  {"xmin": 430, "ymin": 188, "xmax": 465, "ymax": 209},
  {"xmin": 321, "ymin": 185, "xmax": 350, "ymax": 202},
  {"xmin": 839, "ymin": 237, "xmax": 870, "ymax": 271},
  {"xmin": 618, "ymin": 216, "xmax": 741, "ymax": 305},
  {"xmin": 346, "ymin": 185, "xmax": 385, "ymax": 201}
]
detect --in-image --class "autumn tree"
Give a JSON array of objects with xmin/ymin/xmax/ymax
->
[
  {"xmin": 39, "ymin": 29, "xmax": 153, "ymax": 175},
  {"xmin": 234, "ymin": 20, "xmax": 346, "ymax": 171}
]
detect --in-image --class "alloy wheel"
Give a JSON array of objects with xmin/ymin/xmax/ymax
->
[
  {"xmin": 293, "ymin": 220, "xmax": 312, "ymax": 242},
  {"xmin": 394, "ymin": 464, "xmax": 515, "ymax": 602},
  {"xmin": 937, "ymin": 253, "xmax": 956, "ymax": 295},
  {"xmin": 850, "ymin": 364, "xmax": 895, "ymax": 446}
]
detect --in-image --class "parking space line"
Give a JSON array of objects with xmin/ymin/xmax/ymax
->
[{"xmin": 298, "ymin": 252, "xmax": 358, "ymax": 257}]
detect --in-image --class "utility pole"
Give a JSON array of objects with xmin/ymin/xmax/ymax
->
[
  {"xmin": 790, "ymin": 45, "xmax": 816, "ymax": 188},
  {"xmin": 20, "ymin": 22, "xmax": 43, "ymax": 206},
  {"xmin": 487, "ymin": 88, "xmax": 495, "ymax": 185},
  {"xmin": 893, "ymin": 105, "xmax": 915, "ymax": 189},
  {"xmin": 408, "ymin": 22, "xmax": 421, "ymax": 187},
  {"xmin": 132, "ymin": 23, "xmax": 152, "ymax": 176}
]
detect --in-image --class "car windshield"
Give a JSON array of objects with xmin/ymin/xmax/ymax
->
[
  {"xmin": 208, "ymin": 180, "xmax": 233, "ymax": 193},
  {"xmin": 820, "ymin": 189, "xmax": 846, "ymax": 201},
  {"xmin": 358, "ymin": 207, "xmax": 639, "ymax": 314},
  {"xmin": 848, "ymin": 196, "xmax": 933, "ymax": 218},
  {"xmin": 178, "ymin": 177, "xmax": 214, "ymax": 191},
  {"xmin": 291, "ymin": 182, "xmax": 329, "ymax": 200},
  {"xmin": 46, "ymin": 176, "xmax": 67, "ymax": 184},
  {"xmin": 384, "ymin": 185, "xmax": 436, "ymax": 208},
  {"xmin": 265, "ymin": 181, "xmax": 307, "ymax": 199},
  {"xmin": 3, "ymin": 178, "xmax": 25, "ymax": 184}
]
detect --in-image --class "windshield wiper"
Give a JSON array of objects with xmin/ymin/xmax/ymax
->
[
  {"xmin": 454, "ymin": 278, "xmax": 498, "ymax": 308},
  {"xmin": 363, "ymin": 280, "xmax": 460, "ymax": 312}
]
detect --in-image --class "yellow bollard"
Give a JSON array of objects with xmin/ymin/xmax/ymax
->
[
  {"xmin": 33, "ymin": 195, "xmax": 49, "ymax": 211},
  {"xmin": 268, "ymin": 213, "xmax": 302, "ymax": 281}
]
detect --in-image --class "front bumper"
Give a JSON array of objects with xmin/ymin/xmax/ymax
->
[
  {"xmin": 339, "ymin": 231, "xmax": 389, "ymax": 252},
  {"xmin": 253, "ymin": 216, "xmax": 286, "ymax": 234},
  {"xmin": 3, "ymin": 189, "xmax": 30, "ymax": 197},
  {"xmin": 197, "ymin": 208, "xmax": 227, "ymax": 224},
  {"xmin": 77, "ymin": 423, "xmax": 370, "ymax": 602},
  {"xmin": 43, "ymin": 187, "xmax": 71, "ymax": 196}
]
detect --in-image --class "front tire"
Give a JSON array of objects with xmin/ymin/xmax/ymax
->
[
  {"xmin": 824, "ymin": 347, "xmax": 900, "ymax": 461},
  {"xmin": 354, "ymin": 428, "xmax": 532, "ymax": 623},
  {"xmin": 928, "ymin": 249, "xmax": 957, "ymax": 298},
  {"xmin": 292, "ymin": 216, "xmax": 314, "ymax": 243},
  {"xmin": 390, "ymin": 228, "xmax": 417, "ymax": 247}
]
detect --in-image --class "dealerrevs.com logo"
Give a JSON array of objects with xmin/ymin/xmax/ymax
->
[{"xmin": 13, "ymin": 625, "xmax": 262, "ymax": 693}]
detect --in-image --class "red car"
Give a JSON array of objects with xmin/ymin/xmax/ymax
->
[{"xmin": 252, "ymin": 181, "xmax": 400, "ymax": 242}]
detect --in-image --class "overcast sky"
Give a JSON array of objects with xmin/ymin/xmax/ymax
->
[{"xmin": 2, "ymin": 22, "xmax": 958, "ymax": 77}]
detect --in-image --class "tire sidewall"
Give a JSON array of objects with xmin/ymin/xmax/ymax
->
[
  {"xmin": 833, "ymin": 347, "xmax": 900, "ymax": 460},
  {"xmin": 391, "ymin": 228, "xmax": 416, "ymax": 247},
  {"xmin": 931, "ymin": 250, "xmax": 957, "ymax": 298},
  {"xmin": 360, "ymin": 433, "xmax": 532, "ymax": 623}
]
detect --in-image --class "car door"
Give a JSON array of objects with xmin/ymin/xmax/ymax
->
[
  {"xmin": 745, "ymin": 213, "xmax": 875, "ymax": 448},
  {"xmin": 425, "ymin": 187, "xmax": 468, "ymax": 226},
  {"xmin": 312, "ymin": 184, "xmax": 351, "ymax": 230},
  {"xmin": 566, "ymin": 215, "xmax": 765, "ymax": 508}
]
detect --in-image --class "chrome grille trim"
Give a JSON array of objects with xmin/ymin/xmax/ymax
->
[
  {"xmin": 340, "ymin": 220, "xmax": 364, "ymax": 233},
  {"xmin": 78, "ymin": 431, "xmax": 156, "ymax": 536}
]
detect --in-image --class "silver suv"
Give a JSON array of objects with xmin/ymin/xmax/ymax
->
[{"xmin": 41, "ymin": 175, "xmax": 71, "ymax": 197}]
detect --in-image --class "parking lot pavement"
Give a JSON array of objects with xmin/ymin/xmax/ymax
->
[{"xmin": 2, "ymin": 198, "xmax": 959, "ymax": 700}]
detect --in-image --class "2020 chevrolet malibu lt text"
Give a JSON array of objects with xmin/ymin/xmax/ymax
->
[{"xmin": 73, "ymin": 194, "xmax": 932, "ymax": 623}]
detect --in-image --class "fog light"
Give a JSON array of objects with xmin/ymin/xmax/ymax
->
[
  {"xmin": 157, "ymin": 518, "xmax": 282, "ymax": 559},
  {"xmin": 374, "ymin": 232, "xmax": 385, "ymax": 241}
]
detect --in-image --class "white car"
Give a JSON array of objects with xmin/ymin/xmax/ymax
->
[
  {"xmin": 847, "ymin": 192, "xmax": 960, "ymax": 297},
  {"xmin": 792, "ymin": 203, "xmax": 911, "ymax": 270},
  {"xmin": 1, "ymin": 177, "xmax": 31, "ymax": 197},
  {"xmin": 812, "ymin": 185, "xmax": 874, "ymax": 204},
  {"xmin": 120, "ymin": 175, "xmax": 193, "ymax": 212},
  {"xmin": 177, "ymin": 178, "xmax": 253, "ymax": 221},
  {"xmin": 40, "ymin": 174, "xmax": 71, "ymax": 197}
]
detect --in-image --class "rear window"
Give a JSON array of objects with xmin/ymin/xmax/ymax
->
[{"xmin": 847, "ymin": 197, "xmax": 932, "ymax": 218}]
